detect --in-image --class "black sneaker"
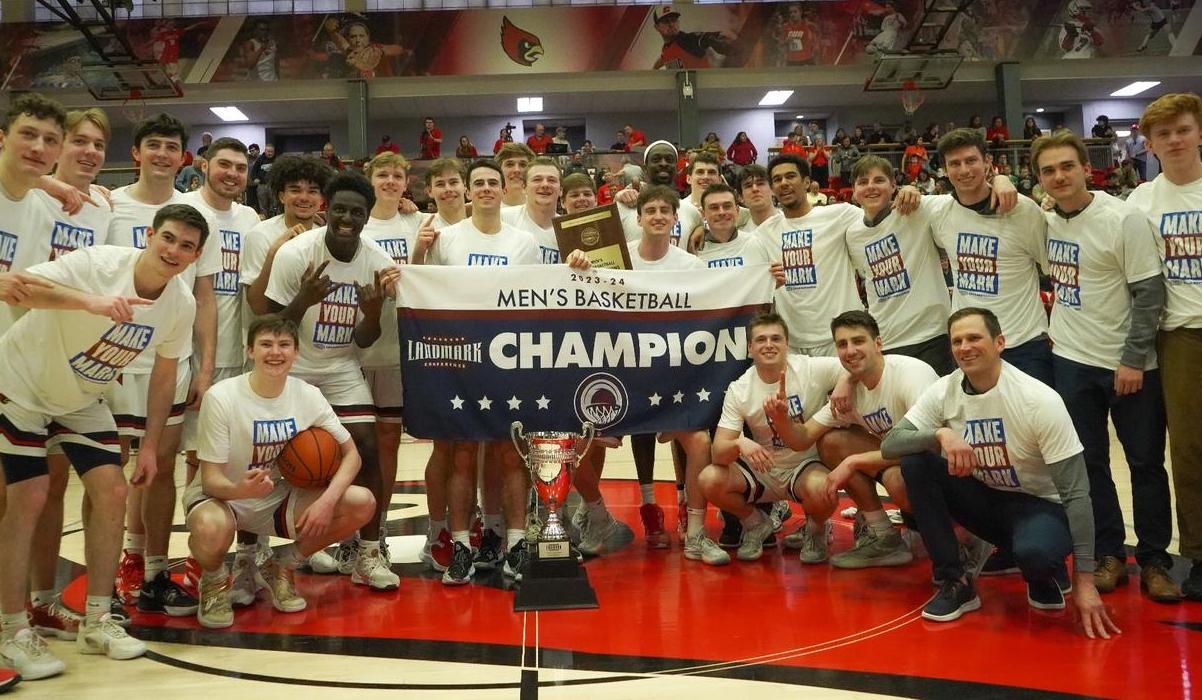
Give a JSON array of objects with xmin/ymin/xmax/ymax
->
[
  {"xmin": 980, "ymin": 549, "xmax": 1020, "ymax": 576},
  {"xmin": 1027, "ymin": 578, "xmax": 1066, "ymax": 610},
  {"xmin": 718, "ymin": 511, "xmax": 742, "ymax": 549},
  {"xmin": 441, "ymin": 541, "xmax": 475, "ymax": 586},
  {"xmin": 922, "ymin": 578, "xmax": 981, "ymax": 622},
  {"xmin": 137, "ymin": 570, "xmax": 199, "ymax": 617},
  {"xmin": 109, "ymin": 588, "xmax": 130, "ymax": 627},
  {"xmin": 1182, "ymin": 561, "xmax": 1202, "ymax": 602},
  {"xmin": 503, "ymin": 541, "xmax": 530, "ymax": 581},
  {"xmin": 474, "ymin": 529, "xmax": 505, "ymax": 571}
]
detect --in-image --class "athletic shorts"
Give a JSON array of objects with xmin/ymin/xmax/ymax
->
[
  {"xmin": 0, "ymin": 395, "xmax": 121, "ymax": 483},
  {"xmin": 182, "ymin": 366, "xmax": 244, "ymax": 451},
  {"xmin": 106, "ymin": 363, "xmax": 191, "ymax": 437},
  {"xmin": 185, "ymin": 478, "xmax": 319, "ymax": 539},
  {"xmin": 735, "ymin": 458, "xmax": 824, "ymax": 504},
  {"xmin": 293, "ymin": 368, "xmax": 375, "ymax": 424},
  {"xmin": 363, "ymin": 367, "xmax": 402, "ymax": 424}
]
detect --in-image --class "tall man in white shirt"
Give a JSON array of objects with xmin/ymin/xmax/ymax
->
[
  {"xmin": 737, "ymin": 165, "xmax": 782, "ymax": 233},
  {"xmin": 1125, "ymin": 92, "xmax": 1202, "ymax": 601},
  {"xmin": 501, "ymin": 157, "xmax": 562, "ymax": 263},
  {"xmin": 496, "ymin": 143, "xmax": 534, "ymax": 208}
]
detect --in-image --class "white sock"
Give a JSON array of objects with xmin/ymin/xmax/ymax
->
[
  {"xmin": 123, "ymin": 533, "xmax": 145, "ymax": 553},
  {"xmin": 863, "ymin": 509, "xmax": 894, "ymax": 537},
  {"xmin": 30, "ymin": 590, "xmax": 54, "ymax": 608},
  {"xmin": 0, "ymin": 612, "xmax": 28, "ymax": 638},
  {"xmin": 201, "ymin": 565, "xmax": 228, "ymax": 585},
  {"xmin": 484, "ymin": 513, "xmax": 503, "ymax": 535},
  {"xmin": 85, "ymin": 595, "xmax": 110, "ymax": 626},
  {"xmin": 429, "ymin": 519, "xmax": 448, "ymax": 540},
  {"xmin": 506, "ymin": 528, "xmax": 525, "ymax": 550},
  {"xmin": 357, "ymin": 539, "xmax": 379, "ymax": 554},
  {"xmin": 144, "ymin": 555, "xmax": 168, "ymax": 582},
  {"xmin": 639, "ymin": 483, "xmax": 655, "ymax": 505},
  {"xmin": 451, "ymin": 530, "xmax": 471, "ymax": 547},
  {"xmin": 686, "ymin": 507, "xmax": 706, "ymax": 539}
]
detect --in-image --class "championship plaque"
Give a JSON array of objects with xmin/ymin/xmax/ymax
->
[{"xmin": 553, "ymin": 203, "xmax": 632, "ymax": 270}]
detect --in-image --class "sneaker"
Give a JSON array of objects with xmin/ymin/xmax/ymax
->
[
  {"xmin": 1141, "ymin": 564, "xmax": 1183, "ymax": 603},
  {"xmin": 851, "ymin": 512, "xmax": 868, "ymax": 546},
  {"xmin": 1093, "ymin": 555, "xmax": 1129, "ymax": 593},
  {"xmin": 980, "ymin": 548, "xmax": 1020, "ymax": 576},
  {"xmin": 796, "ymin": 521, "xmax": 831, "ymax": 564},
  {"xmin": 0, "ymin": 629, "xmax": 64, "ymax": 680},
  {"xmin": 1182, "ymin": 562, "xmax": 1202, "ymax": 602},
  {"xmin": 1027, "ymin": 578, "xmax": 1066, "ymax": 610},
  {"xmin": 474, "ymin": 529, "xmax": 506, "ymax": 570},
  {"xmin": 769, "ymin": 501, "xmax": 791, "ymax": 532},
  {"xmin": 962, "ymin": 534, "xmax": 995, "ymax": 580},
  {"xmin": 229, "ymin": 556, "xmax": 260, "ymax": 608},
  {"xmin": 181, "ymin": 556, "xmax": 201, "ymax": 598},
  {"xmin": 1055, "ymin": 563, "xmax": 1073, "ymax": 594},
  {"xmin": 469, "ymin": 513, "xmax": 483, "ymax": 551},
  {"xmin": 442, "ymin": 541, "xmax": 476, "ymax": 586},
  {"xmin": 137, "ymin": 570, "xmax": 199, "ymax": 616},
  {"xmin": 570, "ymin": 506, "xmax": 588, "ymax": 539},
  {"xmin": 0, "ymin": 666, "xmax": 19, "ymax": 693},
  {"xmin": 736, "ymin": 513, "xmax": 776, "ymax": 562},
  {"xmin": 640, "ymin": 503, "xmax": 669, "ymax": 549},
  {"xmin": 108, "ymin": 590, "xmax": 129, "ymax": 627},
  {"xmin": 255, "ymin": 540, "xmax": 273, "ymax": 568},
  {"xmin": 718, "ymin": 511, "xmax": 742, "ymax": 549},
  {"xmin": 503, "ymin": 541, "xmax": 531, "ymax": 581},
  {"xmin": 28, "ymin": 601, "xmax": 79, "ymax": 641},
  {"xmin": 305, "ymin": 549, "xmax": 340, "ymax": 574},
  {"xmin": 256, "ymin": 559, "xmax": 307, "ymax": 612},
  {"xmin": 923, "ymin": 578, "xmax": 981, "ymax": 622},
  {"xmin": 886, "ymin": 509, "xmax": 905, "ymax": 525},
  {"xmin": 335, "ymin": 538, "xmax": 358, "ymax": 575},
  {"xmin": 420, "ymin": 529, "xmax": 453, "ymax": 572},
  {"xmin": 831, "ymin": 528, "xmax": 914, "ymax": 569},
  {"xmin": 578, "ymin": 509, "xmax": 617, "ymax": 557},
  {"xmin": 351, "ymin": 544, "xmax": 400, "ymax": 591},
  {"xmin": 77, "ymin": 614, "xmax": 146, "ymax": 659},
  {"xmin": 116, "ymin": 550, "xmax": 144, "ymax": 603},
  {"xmin": 197, "ymin": 575, "xmax": 234, "ymax": 629},
  {"xmin": 784, "ymin": 519, "xmax": 834, "ymax": 550},
  {"xmin": 379, "ymin": 537, "xmax": 392, "ymax": 565},
  {"xmin": 684, "ymin": 533, "xmax": 731, "ymax": 566}
]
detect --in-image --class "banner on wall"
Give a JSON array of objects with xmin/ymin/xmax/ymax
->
[{"xmin": 397, "ymin": 264, "xmax": 773, "ymax": 440}]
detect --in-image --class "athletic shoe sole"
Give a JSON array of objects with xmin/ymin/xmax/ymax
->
[{"xmin": 921, "ymin": 595, "xmax": 981, "ymax": 622}]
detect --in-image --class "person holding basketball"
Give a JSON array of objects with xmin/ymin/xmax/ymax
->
[{"xmin": 183, "ymin": 315, "xmax": 375, "ymax": 629}]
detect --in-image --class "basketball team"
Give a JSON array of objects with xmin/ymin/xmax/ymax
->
[{"xmin": 0, "ymin": 89, "xmax": 1200, "ymax": 684}]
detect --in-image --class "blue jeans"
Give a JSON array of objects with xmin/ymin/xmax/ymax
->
[
  {"xmin": 902, "ymin": 451, "xmax": 1072, "ymax": 584},
  {"xmin": 1001, "ymin": 334, "xmax": 1054, "ymax": 387},
  {"xmin": 1054, "ymin": 356, "xmax": 1172, "ymax": 568}
]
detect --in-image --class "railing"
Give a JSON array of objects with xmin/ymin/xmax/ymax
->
[{"xmin": 767, "ymin": 138, "xmax": 1120, "ymax": 173}]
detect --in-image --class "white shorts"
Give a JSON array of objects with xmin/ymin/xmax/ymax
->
[
  {"xmin": 0, "ymin": 396, "xmax": 121, "ymax": 482},
  {"xmin": 185, "ymin": 478, "xmax": 319, "ymax": 539},
  {"xmin": 363, "ymin": 367, "xmax": 402, "ymax": 424},
  {"xmin": 293, "ymin": 368, "xmax": 375, "ymax": 424},
  {"xmin": 182, "ymin": 366, "xmax": 244, "ymax": 451},
  {"xmin": 106, "ymin": 363, "xmax": 192, "ymax": 437},
  {"xmin": 735, "ymin": 458, "xmax": 825, "ymax": 504}
]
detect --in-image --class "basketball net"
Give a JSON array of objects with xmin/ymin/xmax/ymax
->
[
  {"xmin": 122, "ymin": 87, "xmax": 147, "ymax": 126},
  {"xmin": 900, "ymin": 80, "xmax": 925, "ymax": 117}
]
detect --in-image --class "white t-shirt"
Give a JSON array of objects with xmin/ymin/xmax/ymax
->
[
  {"xmin": 627, "ymin": 240, "xmax": 704, "ymax": 270},
  {"xmin": 902, "ymin": 362, "xmax": 1083, "ymax": 501},
  {"xmin": 0, "ymin": 246, "xmax": 194, "ymax": 416},
  {"xmin": 718, "ymin": 354, "xmax": 844, "ymax": 471},
  {"xmin": 739, "ymin": 210, "xmax": 783, "ymax": 235},
  {"xmin": 426, "ymin": 218, "xmax": 539, "ymax": 267},
  {"xmin": 241, "ymin": 214, "xmax": 287, "ymax": 288},
  {"xmin": 265, "ymin": 227, "xmax": 395, "ymax": 376},
  {"xmin": 0, "ymin": 186, "xmax": 58, "ymax": 335},
  {"xmin": 760, "ymin": 203, "xmax": 864, "ymax": 348},
  {"xmin": 618, "ymin": 200, "xmax": 699, "ymax": 249},
  {"xmin": 185, "ymin": 373, "xmax": 350, "ymax": 506},
  {"xmin": 694, "ymin": 232, "xmax": 770, "ymax": 269},
  {"xmin": 845, "ymin": 201, "xmax": 951, "ymax": 349},
  {"xmin": 501, "ymin": 205, "xmax": 560, "ymax": 264},
  {"xmin": 358, "ymin": 213, "xmax": 421, "ymax": 370},
  {"xmin": 1126, "ymin": 174, "xmax": 1202, "ymax": 330},
  {"xmin": 812, "ymin": 354, "xmax": 938, "ymax": 437},
  {"xmin": 179, "ymin": 191, "xmax": 261, "ymax": 369},
  {"xmin": 1045, "ymin": 191, "xmax": 1162, "ymax": 370},
  {"xmin": 928, "ymin": 194, "xmax": 1049, "ymax": 346},
  {"xmin": 33, "ymin": 186, "xmax": 112, "ymax": 261}
]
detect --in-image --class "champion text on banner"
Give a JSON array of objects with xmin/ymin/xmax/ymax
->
[{"xmin": 397, "ymin": 264, "xmax": 775, "ymax": 440}]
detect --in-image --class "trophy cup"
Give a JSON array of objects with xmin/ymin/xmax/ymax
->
[{"xmin": 510, "ymin": 420, "xmax": 599, "ymax": 611}]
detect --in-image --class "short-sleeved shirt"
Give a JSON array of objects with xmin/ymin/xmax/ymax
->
[
  {"xmin": 358, "ymin": 212, "xmax": 421, "ymax": 370},
  {"xmin": 0, "ymin": 186, "xmax": 58, "ymax": 335},
  {"xmin": 812, "ymin": 354, "xmax": 938, "ymax": 437},
  {"xmin": 1044, "ymin": 191, "xmax": 1162, "ymax": 370},
  {"xmin": 902, "ymin": 362, "xmax": 1084, "ymax": 502},
  {"xmin": 618, "ymin": 200, "xmax": 700, "ymax": 249},
  {"xmin": 501, "ymin": 205, "xmax": 560, "ymax": 264},
  {"xmin": 627, "ymin": 241, "xmax": 704, "ymax": 270},
  {"xmin": 694, "ymin": 233, "xmax": 770, "ymax": 269},
  {"xmin": 265, "ymin": 227, "xmax": 394, "ymax": 376},
  {"xmin": 0, "ymin": 245, "xmax": 195, "ymax": 416},
  {"xmin": 425, "ymin": 218, "xmax": 539, "ymax": 267},
  {"xmin": 241, "ymin": 214, "xmax": 288, "ymax": 288},
  {"xmin": 719, "ymin": 354, "xmax": 843, "ymax": 472},
  {"xmin": 33, "ymin": 186, "xmax": 112, "ymax": 262},
  {"xmin": 1126, "ymin": 174, "xmax": 1202, "ymax": 330}
]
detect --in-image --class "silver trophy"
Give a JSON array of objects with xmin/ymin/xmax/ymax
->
[{"xmin": 511, "ymin": 420, "xmax": 595, "ymax": 559}]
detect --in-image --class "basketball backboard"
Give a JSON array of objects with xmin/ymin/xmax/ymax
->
[
  {"xmin": 863, "ymin": 52, "xmax": 963, "ymax": 91},
  {"xmin": 78, "ymin": 62, "xmax": 182, "ymax": 101}
]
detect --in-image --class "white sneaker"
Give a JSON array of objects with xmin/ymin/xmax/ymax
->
[
  {"xmin": 256, "ymin": 559, "xmax": 307, "ymax": 613},
  {"xmin": 0, "ymin": 628, "xmax": 65, "ymax": 680},
  {"xmin": 683, "ymin": 533, "xmax": 731, "ymax": 566},
  {"xmin": 254, "ymin": 540, "xmax": 273, "ymax": 567},
  {"xmin": 197, "ymin": 575, "xmax": 234, "ymax": 629},
  {"xmin": 578, "ymin": 508, "xmax": 617, "ymax": 556},
  {"xmin": 229, "ymin": 556, "xmax": 260, "ymax": 608},
  {"xmin": 736, "ymin": 512, "xmax": 776, "ymax": 562},
  {"xmin": 77, "ymin": 614, "xmax": 146, "ymax": 660},
  {"xmin": 335, "ymin": 539, "xmax": 358, "ymax": 575},
  {"xmin": 351, "ymin": 544, "xmax": 400, "ymax": 591},
  {"xmin": 306, "ymin": 549, "xmax": 340, "ymax": 574}
]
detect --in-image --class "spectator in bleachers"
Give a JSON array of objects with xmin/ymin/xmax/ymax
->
[
  {"xmin": 526, "ymin": 123, "xmax": 554, "ymax": 154},
  {"xmin": 781, "ymin": 132, "xmax": 806, "ymax": 156},
  {"xmin": 552, "ymin": 126, "xmax": 572, "ymax": 152},
  {"xmin": 1123, "ymin": 124, "xmax": 1149, "ymax": 180},
  {"xmin": 903, "ymin": 135, "xmax": 929, "ymax": 172},
  {"xmin": 1023, "ymin": 116, "xmax": 1042, "ymax": 140},
  {"xmin": 968, "ymin": 114, "xmax": 986, "ymax": 139},
  {"xmin": 831, "ymin": 135, "xmax": 860, "ymax": 188},
  {"xmin": 851, "ymin": 126, "xmax": 867, "ymax": 146},
  {"xmin": 1118, "ymin": 159, "xmax": 1141, "ymax": 190},
  {"xmin": 611, "ymin": 130, "xmax": 628, "ymax": 152},
  {"xmin": 726, "ymin": 131, "xmax": 758, "ymax": 169},
  {"xmin": 913, "ymin": 168, "xmax": 935, "ymax": 194},
  {"xmin": 868, "ymin": 122, "xmax": 892, "ymax": 145},
  {"xmin": 808, "ymin": 136, "xmax": 830, "ymax": 187},
  {"xmin": 493, "ymin": 127, "xmax": 514, "ymax": 155},
  {"xmin": 806, "ymin": 180, "xmax": 828, "ymax": 206},
  {"xmin": 700, "ymin": 132, "xmax": 724, "ymax": 162},
  {"xmin": 455, "ymin": 136, "xmax": 478, "ymax": 159},
  {"xmin": 987, "ymin": 115, "xmax": 1009, "ymax": 148}
]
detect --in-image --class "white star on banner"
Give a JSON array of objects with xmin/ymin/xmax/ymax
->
[
  {"xmin": 507, "ymin": 396, "xmax": 522, "ymax": 410},
  {"xmin": 648, "ymin": 392, "xmax": 662, "ymax": 407},
  {"xmin": 697, "ymin": 388, "xmax": 711, "ymax": 402},
  {"xmin": 536, "ymin": 395, "xmax": 551, "ymax": 410},
  {"xmin": 672, "ymin": 391, "xmax": 684, "ymax": 404},
  {"xmin": 478, "ymin": 396, "xmax": 493, "ymax": 411},
  {"xmin": 450, "ymin": 396, "xmax": 464, "ymax": 410}
]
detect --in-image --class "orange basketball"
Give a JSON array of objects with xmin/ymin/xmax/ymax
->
[{"xmin": 276, "ymin": 427, "xmax": 340, "ymax": 489}]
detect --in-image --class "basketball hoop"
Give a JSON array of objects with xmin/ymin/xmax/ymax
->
[
  {"xmin": 121, "ymin": 87, "xmax": 147, "ymax": 126},
  {"xmin": 900, "ymin": 80, "xmax": 925, "ymax": 117}
]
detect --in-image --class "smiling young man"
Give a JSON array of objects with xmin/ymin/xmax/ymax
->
[
  {"xmin": 501, "ymin": 157, "xmax": 563, "ymax": 264},
  {"xmin": 0, "ymin": 203, "xmax": 206, "ymax": 678},
  {"xmin": 264, "ymin": 172, "xmax": 399, "ymax": 591},
  {"xmin": 495, "ymin": 142, "xmax": 534, "ymax": 208},
  {"xmin": 737, "ymin": 165, "xmax": 782, "ymax": 233},
  {"xmin": 1124, "ymin": 92, "xmax": 1202, "ymax": 601},
  {"xmin": 615, "ymin": 140, "xmax": 684, "ymax": 246}
]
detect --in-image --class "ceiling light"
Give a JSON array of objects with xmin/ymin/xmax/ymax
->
[
  {"xmin": 1110, "ymin": 81, "xmax": 1160, "ymax": 97},
  {"xmin": 1035, "ymin": 108, "xmax": 1045, "ymax": 113},
  {"xmin": 1115, "ymin": 130, "xmax": 1131, "ymax": 138},
  {"xmin": 517, "ymin": 97, "xmax": 543, "ymax": 113},
  {"xmin": 795, "ymin": 114, "xmax": 805, "ymax": 119},
  {"xmin": 209, "ymin": 106, "xmax": 248, "ymax": 122},
  {"xmin": 759, "ymin": 90, "xmax": 793, "ymax": 106}
]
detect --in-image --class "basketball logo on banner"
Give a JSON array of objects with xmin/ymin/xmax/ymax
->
[
  {"xmin": 501, "ymin": 16, "xmax": 544, "ymax": 67},
  {"xmin": 574, "ymin": 372, "xmax": 628, "ymax": 430}
]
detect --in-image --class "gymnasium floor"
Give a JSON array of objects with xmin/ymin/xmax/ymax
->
[{"xmin": 37, "ymin": 437, "xmax": 1202, "ymax": 699}]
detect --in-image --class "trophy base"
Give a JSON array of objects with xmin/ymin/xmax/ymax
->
[{"xmin": 513, "ymin": 552, "xmax": 598, "ymax": 612}]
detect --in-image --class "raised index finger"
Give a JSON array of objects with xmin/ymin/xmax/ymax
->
[{"xmin": 777, "ymin": 370, "xmax": 787, "ymax": 399}]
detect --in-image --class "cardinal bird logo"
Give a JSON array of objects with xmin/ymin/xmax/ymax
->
[{"xmin": 500, "ymin": 16, "xmax": 544, "ymax": 67}]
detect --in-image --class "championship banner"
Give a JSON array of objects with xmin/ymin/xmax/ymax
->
[{"xmin": 397, "ymin": 265, "xmax": 774, "ymax": 440}]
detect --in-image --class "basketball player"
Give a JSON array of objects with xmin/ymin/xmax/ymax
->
[
  {"xmin": 737, "ymin": 165, "xmax": 782, "ymax": 233},
  {"xmin": 501, "ymin": 157, "xmax": 562, "ymax": 264},
  {"xmin": 1126, "ymin": 92, "xmax": 1202, "ymax": 600},
  {"xmin": 496, "ymin": 143, "xmax": 534, "ymax": 208},
  {"xmin": 184, "ymin": 315, "xmax": 375, "ymax": 628},
  {"xmin": 0, "ymin": 203, "xmax": 207, "ymax": 677},
  {"xmin": 264, "ymin": 172, "xmax": 399, "ymax": 591},
  {"xmin": 881, "ymin": 308, "xmax": 1118, "ymax": 639}
]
